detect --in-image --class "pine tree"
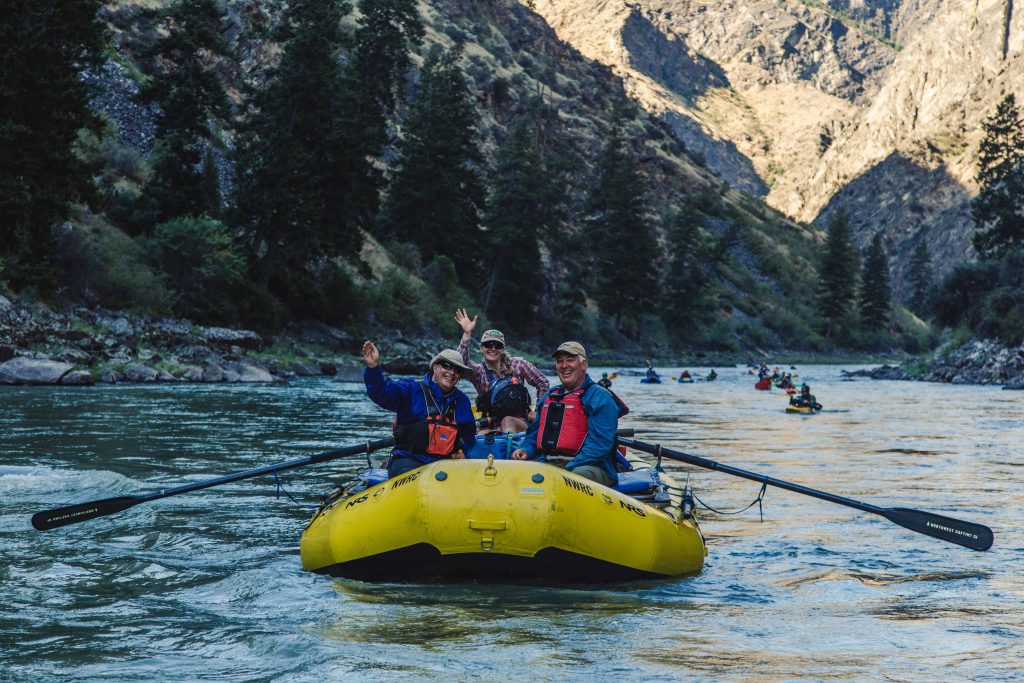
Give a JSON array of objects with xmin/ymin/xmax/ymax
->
[
  {"xmin": 972, "ymin": 94, "xmax": 1024, "ymax": 260},
  {"xmin": 907, "ymin": 239, "xmax": 934, "ymax": 318},
  {"xmin": 135, "ymin": 0, "xmax": 230, "ymax": 231},
  {"xmin": 480, "ymin": 117, "xmax": 563, "ymax": 331},
  {"xmin": 234, "ymin": 0, "xmax": 371, "ymax": 297},
  {"xmin": 662, "ymin": 203, "xmax": 709, "ymax": 325},
  {"xmin": 817, "ymin": 208, "xmax": 859, "ymax": 337},
  {"xmin": 585, "ymin": 119, "xmax": 659, "ymax": 332},
  {"xmin": 383, "ymin": 45, "xmax": 486, "ymax": 286},
  {"xmin": 0, "ymin": 0, "xmax": 104, "ymax": 289},
  {"xmin": 349, "ymin": 0, "xmax": 424, "ymax": 155},
  {"xmin": 859, "ymin": 232, "xmax": 891, "ymax": 330}
]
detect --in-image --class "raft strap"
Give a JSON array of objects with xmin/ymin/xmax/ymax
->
[
  {"xmin": 270, "ymin": 466, "xmax": 302, "ymax": 506},
  {"xmin": 669, "ymin": 481, "xmax": 768, "ymax": 521}
]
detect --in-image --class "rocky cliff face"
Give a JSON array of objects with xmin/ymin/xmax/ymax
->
[{"xmin": 531, "ymin": 0, "xmax": 1024, "ymax": 279}]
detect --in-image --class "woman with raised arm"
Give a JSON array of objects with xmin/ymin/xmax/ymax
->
[{"xmin": 454, "ymin": 308, "xmax": 550, "ymax": 433}]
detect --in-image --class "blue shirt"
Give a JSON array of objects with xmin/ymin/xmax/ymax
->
[
  {"xmin": 519, "ymin": 375, "xmax": 621, "ymax": 483},
  {"xmin": 364, "ymin": 366, "xmax": 477, "ymax": 462}
]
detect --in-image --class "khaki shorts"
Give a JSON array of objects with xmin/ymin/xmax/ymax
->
[{"xmin": 569, "ymin": 464, "xmax": 614, "ymax": 487}]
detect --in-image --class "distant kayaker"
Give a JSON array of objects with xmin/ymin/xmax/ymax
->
[
  {"xmin": 789, "ymin": 383, "xmax": 822, "ymax": 411},
  {"xmin": 511, "ymin": 341, "xmax": 629, "ymax": 487},
  {"xmin": 680, "ymin": 370, "xmax": 692, "ymax": 380},
  {"xmin": 707, "ymin": 369, "xmax": 718, "ymax": 381},
  {"xmin": 455, "ymin": 308, "xmax": 549, "ymax": 434},
  {"xmin": 362, "ymin": 341, "xmax": 477, "ymax": 478},
  {"xmin": 597, "ymin": 372, "xmax": 613, "ymax": 389}
]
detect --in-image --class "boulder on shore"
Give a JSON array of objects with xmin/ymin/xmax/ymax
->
[
  {"xmin": 0, "ymin": 357, "xmax": 74, "ymax": 385},
  {"xmin": 61, "ymin": 370, "xmax": 95, "ymax": 386}
]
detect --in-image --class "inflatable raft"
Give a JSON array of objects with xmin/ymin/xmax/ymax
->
[
  {"xmin": 300, "ymin": 454, "xmax": 706, "ymax": 582},
  {"xmin": 786, "ymin": 404, "xmax": 820, "ymax": 414}
]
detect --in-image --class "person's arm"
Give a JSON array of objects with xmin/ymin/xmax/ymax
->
[
  {"xmin": 362, "ymin": 340, "xmax": 407, "ymax": 411},
  {"xmin": 511, "ymin": 397, "xmax": 543, "ymax": 460},
  {"xmin": 364, "ymin": 365, "xmax": 408, "ymax": 412},
  {"xmin": 455, "ymin": 393, "xmax": 477, "ymax": 454},
  {"xmin": 514, "ymin": 358, "xmax": 550, "ymax": 406},
  {"xmin": 454, "ymin": 309, "xmax": 488, "ymax": 393}
]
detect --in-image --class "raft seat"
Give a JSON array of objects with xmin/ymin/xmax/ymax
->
[
  {"xmin": 613, "ymin": 469, "xmax": 658, "ymax": 495},
  {"xmin": 360, "ymin": 468, "xmax": 390, "ymax": 487}
]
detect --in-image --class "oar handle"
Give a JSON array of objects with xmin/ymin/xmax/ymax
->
[
  {"xmin": 32, "ymin": 436, "xmax": 396, "ymax": 531},
  {"xmin": 617, "ymin": 436, "xmax": 993, "ymax": 552}
]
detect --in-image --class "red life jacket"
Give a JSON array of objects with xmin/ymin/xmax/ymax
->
[
  {"xmin": 536, "ymin": 386, "xmax": 590, "ymax": 456},
  {"xmin": 394, "ymin": 382, "xmax": 460, "ymax": 457}
]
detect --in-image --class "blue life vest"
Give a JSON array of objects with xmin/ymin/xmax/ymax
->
[{"xmin": 465, "ymin": 431, "xmax": 526, "ymax": 459}]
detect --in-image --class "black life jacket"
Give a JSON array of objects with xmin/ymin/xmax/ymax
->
[
  {"xmin": 394, "ymin": 382, "xmax": 460, "ymax": 457},
  {"xmin": 486, "ymin": 375, "xmax": 531, "ymax": 419}
]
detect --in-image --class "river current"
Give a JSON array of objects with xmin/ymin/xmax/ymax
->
[{"xmin": 1, "ymin": 365, "xmax": 1022, "ymax": 681}]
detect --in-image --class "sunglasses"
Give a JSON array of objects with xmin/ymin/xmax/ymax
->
[
  {"xmin": 437, "ymin": 360, "xmax": 458, "ymax": 372},
  {"xmin": 481, "ymin": 341, "xmax": 504, "ymax": 350}
]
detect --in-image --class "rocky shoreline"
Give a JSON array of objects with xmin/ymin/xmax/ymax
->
[
  {"xmin": 0, "ymin": 295, "xmax": 448, "ymax": 386},
  {"xmin": 842, "ymin": 338, "xmax": 1024, "ymax": 389},
  {"xmin": 7, "ymin": 294, "xmax": 1022, "ymax": 390}
]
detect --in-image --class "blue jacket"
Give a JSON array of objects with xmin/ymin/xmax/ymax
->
[
  {"xmin": 519, "ymin": 375, "xmax": 621, "ymax": 483},
  {"xmin": 364, "ymin": 366, "xmax": 477, "ymax": 463}
]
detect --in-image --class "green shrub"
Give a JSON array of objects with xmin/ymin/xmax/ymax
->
[
  {"xmin": 52, "ymin": 214, "xmax": 172, "ymax": 313},
  {"xmin": 148, "ymin": 216, "xmax": 247, "ymax": 324}
]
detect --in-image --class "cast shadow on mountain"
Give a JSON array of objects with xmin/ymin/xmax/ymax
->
[
  {"xmin": 664, "ymin": 112, "xmax": 768, "ymax": 198},
  {"xmin": 814, "ymin": 151, "xmax": 973, "ymax": 276},
  {"xmin": 619, "ymin": 9, "xmax": 729, "ymax": 103}
]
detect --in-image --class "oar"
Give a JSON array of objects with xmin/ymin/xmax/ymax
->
[
  {"xmin": 32, "ymin": 437, "xmax": 396, "ymax": 531},
  {"xmin": 617, "ymin": 436, "xmax": 993, "ymax": 552}
]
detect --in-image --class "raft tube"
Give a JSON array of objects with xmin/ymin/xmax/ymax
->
[{"xmin": 300, "ymin": 458, "xmax": 706, "ymax": 582}]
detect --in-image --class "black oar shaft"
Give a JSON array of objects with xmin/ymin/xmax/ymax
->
[
  {"xmin": 135, "ymin": 436, "xmax": 395, "ymax": 504},
  {"xmin": 32, "ymin": 437, "xmax": 395, "ymax": 531},
  {"xmin": 618, "ymin": 436, "xmax": 993, "ymax": 552},
  {"xmin": 618, "ymin": 436, "xmax": 885, "ymax": 515}
]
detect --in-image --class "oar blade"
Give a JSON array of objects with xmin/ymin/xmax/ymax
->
[
  {"xmin": 32, "ymin": 496, "xmax": 142, "ymax": 531},
  {"xmin": 882, "ymin": 507, "xmax": 993, "ymax": 551}
]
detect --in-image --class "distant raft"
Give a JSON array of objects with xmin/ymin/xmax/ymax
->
[{"xmin": 300, "ymin": 454, "xmax": 706, "ymax": 582}]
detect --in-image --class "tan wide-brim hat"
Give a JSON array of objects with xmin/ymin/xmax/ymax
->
[{"xmin": 429, "ymin": 349, "xmax": 474, "ymax": 379}]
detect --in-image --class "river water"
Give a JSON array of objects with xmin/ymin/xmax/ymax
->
[{"xmin": 1, "ymin": 366, "xmax": 1022, "ymax": 681}]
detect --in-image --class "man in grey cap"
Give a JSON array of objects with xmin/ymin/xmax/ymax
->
[
  {"xmin": 511, "ymin": 341, "xmax": 628, "ymax": 487},
  {"xmin": 362, "ymin": 340, "xmax": 477, "ymax": 478}
]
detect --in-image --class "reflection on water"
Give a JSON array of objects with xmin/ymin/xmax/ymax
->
[{"xmin": 1, "ymin": 367, "xmax": 1022, "ymax": 680}]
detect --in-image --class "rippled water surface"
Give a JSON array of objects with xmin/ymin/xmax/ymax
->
[{"xmin": 2, "ymin": 367, "xmax": 1022, "ymax": 681}]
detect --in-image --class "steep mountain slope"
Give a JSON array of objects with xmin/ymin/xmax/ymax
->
[
  {"xmin": 531, "ymin": 0, "xmax": 1024, "ymax": 278},
  {"xmin": 85, "ymin": 0, "xmax": 826, "ymax": 351}
]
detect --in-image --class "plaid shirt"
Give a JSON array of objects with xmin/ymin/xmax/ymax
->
[{"xmin": 458, "ymin": 336, "xmax": 550, "ymax": 408}]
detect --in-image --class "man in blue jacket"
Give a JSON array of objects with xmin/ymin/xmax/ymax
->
[
  {"xmin": 511, "ymin": 341, "xmax": 626, "ymax": 486},
  {"xmin": 362, "ymin": 340, "xmax": 477, "ymax": 478}
]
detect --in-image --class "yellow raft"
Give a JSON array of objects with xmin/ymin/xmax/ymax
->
[
  {"xmin": 786, "ymin": 404, "xmax": 819, "ymax": 414},
  {"xmin": 300, "ymin": 455, "xmax": 706, "ymax": 582}
]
